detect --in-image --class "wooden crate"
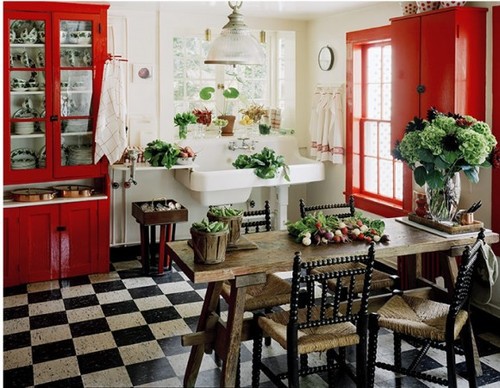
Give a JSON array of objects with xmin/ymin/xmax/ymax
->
[
  {"xmin": 132, "ymin": 199, "xmax": 188, "ymax": 225},
  {"xmin": 408, "ymin": 213, "xmax": 483, "ymax": 235}
]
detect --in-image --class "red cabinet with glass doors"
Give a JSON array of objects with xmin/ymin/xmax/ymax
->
[{"xmin": 3, "ymin": 2, "xmax": 111, "ymax": 286}]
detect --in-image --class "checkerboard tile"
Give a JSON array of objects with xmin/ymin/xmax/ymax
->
[{"xmin": 4, "ymin": 258, "xmax": 500, "ymax": 387}]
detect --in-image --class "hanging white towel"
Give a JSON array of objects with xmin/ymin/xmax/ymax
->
[
  {"xmin": 309, "ymin": 87, "xmax": 344, "ymax": 164},
  {"xmin": 472, "ymin": 242, "xmax": 499, "ymax": 305},
  {"xmin": 94, "ymin": 59, "xmax": 127, "ymax": 164}
]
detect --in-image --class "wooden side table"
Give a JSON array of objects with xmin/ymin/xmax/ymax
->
[{"xmin": 132, "ymin": 200, "xmax": 188, "ymax": 275}]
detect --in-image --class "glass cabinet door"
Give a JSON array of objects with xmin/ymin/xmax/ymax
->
[
  {"xmin": 8, "ymin": 15, "xmax": 50, "ymax": 178},
  {"xmin": 58, "ymin": 18, "xmax": 94, "ymax": 168}
]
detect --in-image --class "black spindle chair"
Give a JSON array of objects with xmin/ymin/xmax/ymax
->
[
  {"xmin": 367, "ymin": 229, "xmax": 487, "ymax": 388},
  {"xmin": 252, "ymin": 243, "xmax": 376, "ymax": 388},
  {"xmin": 299, "ymin": 196, "xmax": 398, "ymax": 298}
]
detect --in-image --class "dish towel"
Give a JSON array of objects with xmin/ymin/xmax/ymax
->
[
  {"xmin": 94, "ymin": 59, "xmax": 127, "ymax": 164},
  {"xmin": 472, "ymin": 242, "xmax": 499, "ymax": 305},
  {"xmin": 309, "ymin": 86, "xmax": 344, "ymax": 164}
]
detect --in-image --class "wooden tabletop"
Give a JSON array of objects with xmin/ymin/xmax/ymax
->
[{"xmin": 167, "ymin": 218, "xmax": 499, "ymax": 284}]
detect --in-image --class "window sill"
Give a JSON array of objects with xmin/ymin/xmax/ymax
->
[{"xmin": 351, "ymin": 194, "xmax": 409, "ymax": 218}]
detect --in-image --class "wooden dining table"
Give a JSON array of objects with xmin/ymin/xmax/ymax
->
[{"xmin": 166, "ymin": 217, "xmax": 499, "ymax": 387}]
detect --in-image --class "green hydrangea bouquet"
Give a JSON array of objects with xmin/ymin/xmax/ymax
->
[
  {"xmin": 392, "ymin": 107, "xmax": 497, "ymax": 190},
  {"xmin": 393, "ymin": 107, "xmax": 498, "ymax": 222}
]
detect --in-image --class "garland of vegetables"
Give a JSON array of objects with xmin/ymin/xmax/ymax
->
[{"xmin": 287, "ymin": 211, "xmax": 389, "ymax": 246}]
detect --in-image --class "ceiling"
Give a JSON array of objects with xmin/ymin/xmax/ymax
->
[{"xmin": 108, "ymin": 1, "xmax": 383, "ymax": 20}]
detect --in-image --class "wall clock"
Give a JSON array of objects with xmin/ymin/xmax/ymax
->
[{"xmin": 318, "ymin": 45, "xmax": 334, "ymax": 71}]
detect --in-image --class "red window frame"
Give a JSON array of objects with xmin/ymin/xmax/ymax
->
[{"xmin": 346, "ymin": 25, "xmax": 409, "ymax": 218}]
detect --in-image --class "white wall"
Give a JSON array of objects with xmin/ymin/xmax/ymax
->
[
  {"xmin": 107, "ymin": 1, "xmax": 497, "ymax": 245},
  {"xmin": 107, "ymin": 2, "xmax": 309, "ymax": 245}
]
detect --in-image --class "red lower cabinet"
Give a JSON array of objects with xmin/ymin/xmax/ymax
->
[
  {"xmin": 4, "ymin": 200, "xmax": 108, "ymax": 286},
  {"xmin": 4, "ymin": 208, "xmax": 21, "ymax": 287}
]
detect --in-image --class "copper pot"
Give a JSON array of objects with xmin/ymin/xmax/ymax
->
[
  {"xmin": 53, "ymin": 185, "xmax": 94, "ymax": 198},
  {"xmin": 11, "ymin": 188, "xmax": 56, "ymax": 202}
]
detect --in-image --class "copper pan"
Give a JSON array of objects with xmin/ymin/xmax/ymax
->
[
  {"xmin": 53, "ymin": 185, "xmax": 94, "ymax": 198},
  {"xmin": 11, "ymin": 188, "xmax": 56, "ymax": 202}
]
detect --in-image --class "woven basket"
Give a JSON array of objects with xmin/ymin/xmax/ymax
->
[
  {"xmin": 190, "ymin": 228, "xmax": 229, "ymax": 264},
  {"xmin": 207, "ymin": 212, "xmax": 242, "ymax": 246}
]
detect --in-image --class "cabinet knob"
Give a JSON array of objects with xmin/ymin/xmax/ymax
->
[
  {"xmin": 56, "ymin": 226, "xmax": 66, "ymax": 232},
  {"xmin": 50, "ymin": 115, "xmax": 59, "ymax": 122},
  {"xmin": 416, "ymin": 84, "xmax": 426, "ymax": 94}
]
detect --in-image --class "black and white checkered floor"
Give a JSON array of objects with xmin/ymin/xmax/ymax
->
[{"xmin": 4, "ymin": 255, "xmax": 500, "ymax": 387}]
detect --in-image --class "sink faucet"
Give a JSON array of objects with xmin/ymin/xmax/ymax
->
[{"xmin": 228, "ymin": 138, "xmax": 257, "ymax": 151}]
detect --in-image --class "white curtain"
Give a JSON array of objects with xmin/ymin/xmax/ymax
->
[
  {"xmin": 94, "ymin": 58, "xmax": 127, "ymax": 164},
  {"xmin": 309, "ymin": 85, "xmax": 344, "ymax": 164}
]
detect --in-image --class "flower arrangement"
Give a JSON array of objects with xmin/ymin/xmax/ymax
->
[
  {"xmin": 392, "ymin": 107, "xmax": 498, "ymax": 190},
  {"xmin": 239, "ymin": 103, "xmax": 267, "ymax": 125}
]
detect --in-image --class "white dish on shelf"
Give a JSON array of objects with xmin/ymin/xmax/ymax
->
[
  {"xmin": 14, "ymin": 122, "xmax": 35, "ymax": 135},
  {"xmin": 13, "ymin": 107, "xmax": 39, "ymax": 119},
  {"xmin": 11, "ymin": 148, "xmax": 37, "ymax": 169}
]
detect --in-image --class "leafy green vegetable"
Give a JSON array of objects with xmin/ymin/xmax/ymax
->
[
  {"xmin": 208, "ymin": 206, "xmax": 243, "ymax": 217},
  {"xmin": 174, "ymin": 112, "xmax": 197, "ymax": 127},
  {"xmin": 232, "ymin": 147, "xmax": 290, "ymax": 181},
  {"xmin": 192, "ymin": 218, "xmax": 229, "ymax": 233},
  {"xmin": 143, "ymin": 140, "xmax": 180, "ymax": 169}
]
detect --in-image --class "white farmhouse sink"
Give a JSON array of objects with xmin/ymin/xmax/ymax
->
[{"xmin": 174, "ymin": 136, "xmax": 325, "ymax": 206}]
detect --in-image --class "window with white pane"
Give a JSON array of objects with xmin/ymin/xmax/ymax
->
[
  {"xmin": 355, "ymin": 42, "xmax": 402, "ymax": 204},
  {"xmin": 172, "ymin": 31, "xmax": 295, "ymax": 127}
]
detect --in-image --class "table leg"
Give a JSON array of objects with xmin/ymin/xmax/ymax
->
[
  {"xmin": 139, "ymin": 224, "xmax": 150, "ymax": 275},
  {"xmin": 158, "ymin": 225, "xmax": 166, "ymax": 275},
  {"xmin": 184, "ymin": 281, "xmax": 223, "ymax": 387},
  {"xmin": 220, "ymin": 280, "xmax": 247, "ymax": 387},
  {"xmin": 149, "ymin": 225, "xmax": 156, "ymax": 268},
  {"xmin": 165, "ymin": 224, "xmax": 173, "ymax": 270}
]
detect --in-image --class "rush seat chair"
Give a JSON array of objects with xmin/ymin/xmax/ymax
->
[
  {"xmin": 252, "ymin": 244, "xmax": 376, "ymax": 388},
  {"xmin": 367, "ymin": 229, "xmax": 486, "ymax": 388}
]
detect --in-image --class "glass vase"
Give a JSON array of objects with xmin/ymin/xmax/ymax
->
[
  {"xmin": 425, "ymin": 172, "xmax": 461, "ymax": 224},
  {"xmin": 178, "ymin": 125, "xmax": 187, "ymax": 140}
]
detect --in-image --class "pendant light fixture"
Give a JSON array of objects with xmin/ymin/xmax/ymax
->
[{"xmin": 205, "ymin": 1, "xmax": 264, "ymax": 65}]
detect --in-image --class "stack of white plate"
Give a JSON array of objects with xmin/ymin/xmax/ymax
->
[
  {"xmin": 38, "ymin": 146, "xmax": 46, "ymax": 168},
  {"xmin": 11, "ymin": 148, "xmax": 37, "ymax": 170},
  {"xmin": 14, "ymin": 122, "xmax": 35, "ymax": 135},
  {"xmin": 67, "ymin": 145, "xmax": 92, "ymax": 165},
  {"xmin": 65, "ymin": 120, "xmax": 89, "ymax": 133}
]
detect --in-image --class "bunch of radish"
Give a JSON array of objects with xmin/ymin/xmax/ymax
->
[
  {"xmin": 178, "ymin": 146, "xmax": 196, "ymax": 159},
  {"xmin": 287, "ymin": 212, "xmax": 389, "ymax": 246}
]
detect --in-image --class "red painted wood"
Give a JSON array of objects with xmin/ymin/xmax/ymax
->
[
  {"xmin": 4, "ymin": 208, "xmax": 21, "ymax": 287},
  {"xmin": 492, "ymin": 6, "xmax": 500, "ymax": 255},
  {"xmin": 4, "ymin": 2, "xmax": 111, "ymax": 286},
  {"xmin": 346, "ymin": 25, "xmax": 391, "ymax": 208},
  {"xmin": 60, "ymin": 201, "xmax": 98, "ymax": 278},
  {"xmin": 390, "ymin": 6, "xmax": 487, "ymax": 215},
  {"xmin": 20, "ymin": 205, "xmax": 60, "ymax": 283},
  {"xmin": 4, "ymin": 4, "xmax": 109, "ymax": 184}
]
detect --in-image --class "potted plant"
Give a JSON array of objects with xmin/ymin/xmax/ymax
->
[
  {"xmin": 199, "ymin": 86, "xmax": 239, "ymax": 136},
  {"xmin": 174, "ymin": 111, "xmax": 197, "ymax": 139},
  {"xmin": 207, "ymin": 206, "xmax": 244, "ymax": 246},
  {"xmin": 190, "ymin": 219, "xmax": 229, "ymax": 264}
]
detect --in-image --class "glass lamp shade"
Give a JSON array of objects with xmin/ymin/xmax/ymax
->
[{"xmin": 205, "ymin": 2, "xmax": 265, "ymax": 65}]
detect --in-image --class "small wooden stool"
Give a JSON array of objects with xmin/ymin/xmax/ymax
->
[{"xmin": 132, "ymin": 200, "xmax": 188, "ymax": 276}]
